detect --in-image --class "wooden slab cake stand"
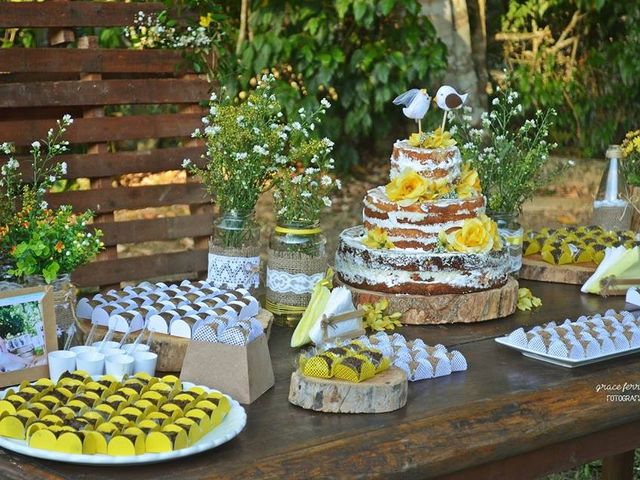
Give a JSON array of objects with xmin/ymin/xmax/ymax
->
[
  {"xmin": 75, "ymin": 308, "xmax": 274, "ymax": 372},
  {"xmin": 288, "ymin": 367, "xmax": 408, "ymax": 413},
  {"xmin": 520, "ymin": 255, "xmax": 596, "ymax": 285},
  {"xmin": 336, "ymin": 277, "xmax": 519, "ymax": 325}
]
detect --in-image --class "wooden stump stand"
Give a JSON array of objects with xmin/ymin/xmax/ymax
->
[
  {"xmin": 520, "ymin": 256, "xmax": 595, "ymax": 285},
  {"xmin": 336, "ymin": 277, "xmax": 518, "ymax": 325},
  {"xmin": 288, "ymin": 367, "xmax": 408, "ymax": 414}
]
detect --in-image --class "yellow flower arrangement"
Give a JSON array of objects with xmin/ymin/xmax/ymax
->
[
  {"xmin": 362, "ymin": 227, "xmax": 395, "ymax": 249},
  {"xmin": 438, "ymin": 216, "xmax": 501, "ymax": 254},
  {"xmin": 386, "ymin": 168, "xmax": 452, "ymax": 204},
  {"xmin": 623, "ymin": 129, "xmax": 640, "ymax": 157},
  {"xmin": 408, "ymin": 128, "xmax": 457, "ymax": 149},
  {"xmin": 385, "ymin": 169, "xmax": 429, "ymax": 206},
  {"xmin": 456, "ymin": 163, "xmax": 481, "ymax": 199},
  {"xmin": 517, "ymin": 287, "xmax": 542, "ymax": 311},
  {"xmin": 362, "ymin": 299, "xmax": 402, "ymax": 331},
  {"xmin": 422, "ymin": 177, "xmax": 451, "ymax": 200},
  {"xmin": 479, "ymin": 214, "xmax": 502, "ymax": 251}
]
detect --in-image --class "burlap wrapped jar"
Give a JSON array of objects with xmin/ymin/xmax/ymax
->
[{"xmin": 266, "ymin": 222, "xmax": 327, "ymax": 327}]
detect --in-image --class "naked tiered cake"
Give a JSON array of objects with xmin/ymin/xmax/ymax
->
[{"xmin": 335, "ymin": 138, "xmax": 511, "ymax": 295}]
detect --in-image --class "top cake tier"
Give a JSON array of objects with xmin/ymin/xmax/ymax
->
[{"xmin": 390, "ymin": 140, "xmax": 462, "ymax": 184}]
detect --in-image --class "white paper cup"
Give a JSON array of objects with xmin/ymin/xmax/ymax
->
[
  {"xmin": 76, "ymin": 351, "xmax": 105, "ymax": 376},
  {"xmin": 123, "ymin": 343, "xmax": 151, "ymax": 355},
  {"xmin": 133, "ymin": 351, "xmax": 157, "ymax": 376},
  {"xmin": 105, "ymin": 354, "xmax": 135, "ymax": 376},
  {"xmin": 70, "ymin": 345, "xmax": 96, "ymax": 356},
  {"xmin": 101, "ymin": 347, "xmax": 125, "ymax": 358},
  {"xmin": 92, "ymin": 340, "xmax": 120, "ymax": 350},
  {"xmin": 48, "ymin": 350, "xmax": 77, "ymax": 382}
]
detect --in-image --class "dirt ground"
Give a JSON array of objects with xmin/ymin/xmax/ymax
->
[{"xmin": 115, "ymin": 156, "xmax": 605, "ymax": 260}]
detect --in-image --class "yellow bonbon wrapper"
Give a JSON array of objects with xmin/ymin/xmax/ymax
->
[
  {"xmin": 333, "ymin": 355, "xmax": 376, "ymax": 383},
  {"xmin": 302, "ymin": 354, "xmax": 336, "ymax": 379}
]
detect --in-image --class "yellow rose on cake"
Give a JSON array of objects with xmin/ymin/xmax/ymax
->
[
  {"xmin": 385, "ymin": 169, "xmax": 428, "ymax": 206},
  {"xmin": 423, "ymin": 177, "xmax": 451, "ymax": 200},
  {"xmin": 456, "ymin": 163, "xmax": 481, "ymax": 199},
  {"xmin": 362, "ymin": 227, "xmax": 395, "ymax": 249},
  {"xmin": 440, "ymin": 217, "xmax": 494, "ymax": 254},
  {"xmin": 479, "ymin": 214, "xmax": 502, "ymax": 251}
]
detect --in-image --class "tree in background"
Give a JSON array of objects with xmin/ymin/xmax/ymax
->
[{"xmin": 223, "ymin": 0, "xmax": 447, "ymax": 168}]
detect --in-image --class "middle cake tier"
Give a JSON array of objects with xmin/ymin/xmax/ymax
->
[{"xmin": 363, "ymin": 186, "xmax": 486, "ymax": 250}]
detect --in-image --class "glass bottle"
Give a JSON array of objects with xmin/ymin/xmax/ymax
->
[{"xmin": 592, "ymin": 145, "xmax": 632, "ymax": 230}]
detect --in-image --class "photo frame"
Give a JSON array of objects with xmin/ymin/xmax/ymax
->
[{"xmin": 0, "ymin": 286, "xmax": 58, "ymax": 388}]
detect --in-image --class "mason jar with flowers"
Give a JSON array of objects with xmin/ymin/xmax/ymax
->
[
  {"xmin": 451, "ymin": 75, "xmax": 568, "ymax": 274},
  {"xmin": 620, "ymin": 129, "xmax": 640, "ymax": 231},
  {"xmin": 267, "ymin": 99, "xmax": 340, "ymax": 326},
  {"xmin": 186, "ymin": 75, "xmax": 287, "ymax": 292},
  {"xmin": 0, "ymin": 115, "xmax": 104, "ymax": 344}
]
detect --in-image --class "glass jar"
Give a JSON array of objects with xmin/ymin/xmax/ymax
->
[
  {"xmin": 266, "ymin": 221, "xmax": 327, "ymax": 327},
  {"xmin": 490, "ymin": 212, "xmax": 524, "ymax": 276},
  {"xmin": 207, "ymin": 210, "xmax": 261, "ymax": 292}
]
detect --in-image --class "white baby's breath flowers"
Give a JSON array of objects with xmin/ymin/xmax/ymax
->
[
  {"xmin": 492, "ymin": 98, "xmax": 500, "ymax": 106},
  {"xmin": 301, "ymin": 190, "xmax": 312, "ymax": 198},
  {"xmin": 182, "ymin": 159, "xmax": 191, "ymax": 168},
  {"xmin": 31, "ymin": 141, "xmax": 41, "ymax": 150},
  {"xmin": 320, "ymin": 98, "xmax": 331, "ymax": 109},
  {"xmin": 322, "ymin": 196, "xmax": 332, "ymax": 207},
  {"xmin": 60, "ymin": 162, "xmax": 67, "ymax": 175}
]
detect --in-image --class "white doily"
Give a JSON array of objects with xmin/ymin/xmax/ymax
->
[
  {"xmin": 266, "ymin": 268, "xmax": 323, "ymax": 294},
  {"xmin": 207, "ymin": 253, "xmax": 260, "ymax": 290}
]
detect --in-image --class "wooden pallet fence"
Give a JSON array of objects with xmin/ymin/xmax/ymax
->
[{"xmin": 0, "ymin": 1, "xmax": 213, "ymax": 289}]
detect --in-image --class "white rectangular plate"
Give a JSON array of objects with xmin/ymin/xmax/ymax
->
[
  {"xmin": 0, "ymin": 380, "xmax": 246, "ymax": 465},
  {"xmin": 495, "ymin": 336, "xmax": 640, "ymax": 368}
]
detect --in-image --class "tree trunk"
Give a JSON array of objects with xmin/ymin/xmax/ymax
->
[{"xmin": 420, "ymin": 0, "xmax": 485, "ymax": 115}]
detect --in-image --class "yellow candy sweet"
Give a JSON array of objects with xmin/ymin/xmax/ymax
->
[
  {"xmin": 174, "ymin": 417, "xmax": 202, "ymax": 443},
  {"xmin": 145, "ymin": 427, "xmax": 188, "ymax": 453},
  {"xmin": 333, "ymin": 355, "xmax": 376, "ymax": 383},
  {"xmin": 81, "ymin": 430, "xmax": 108, "ymax": 455},
  {"xmin": 108, "ymin": 433, "xmax": 146, "ymax": 456}
]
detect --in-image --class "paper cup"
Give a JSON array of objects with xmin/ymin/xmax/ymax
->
[
  {"xmin": 123, "ymin": 343, "xmax": 151, "ymax": 355},
  {"xmin": 92, "ymin": 340, "xmax": 120, "ymax": 350},
  {"xmin": 76, "ymin": 351, "xmax": 105, "ymax": 376},
  {"xmin": 48, "ymin": 350, "xmax": 77, "ymax": 382},
  {"xmin": 70, "ymin": 345, "xmax": 96, "ymax": 356},
  {"xmin": 133, "ymin": 351, "xmax": 158, "ymax": 376},
  {"xmin": 105, "ymin": 354, "xmax": 135, "ymax": 376}
]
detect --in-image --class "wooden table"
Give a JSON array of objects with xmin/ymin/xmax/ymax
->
[{"xmin": 2, "ymin": 280, "xmax": 639, "ymax": 479}]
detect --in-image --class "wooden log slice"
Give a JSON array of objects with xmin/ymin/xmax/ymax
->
[
  {"xmin": 288, "ymin": 368, "xmax": 408, "ymax": 414},
  {"xmin": 520, "ymin": 255, "xmax": 596, "ymax": 285},
  {"xmin": 75, "ymin": 308, "xmax": 274, "ymax": 372},
  {"xmin": 336, "ymin": 277, "xmax": 518, "ymax": 325}
]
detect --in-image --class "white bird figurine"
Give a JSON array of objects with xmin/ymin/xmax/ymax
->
[
  {"xmin": 435, "ymin": 85, "xmax": 468, "ymax": 131},
  {"xmin": 393, "ymin": 88, "xmax": 431, "ymax": 134}
]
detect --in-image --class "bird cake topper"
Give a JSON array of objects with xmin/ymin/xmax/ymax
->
[
  {"xmin": 394, "ymin": 85, "xmax": 468, "ymax": 134},
  {"xmin": 435, "ymin": 85, "xmax": 468, "ymax": 131},
  {"xmin": 393, "ymin": 88, "xmax": 431, "ymax": 135}
]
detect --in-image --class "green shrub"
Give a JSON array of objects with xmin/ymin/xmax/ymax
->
[
  {"xmin": 221, "ymin": 0, "xmax": 447, "ymax": 168},
  {"xmin": 498, "ymin": 0, "xmax": 640, "ymax": 158}
]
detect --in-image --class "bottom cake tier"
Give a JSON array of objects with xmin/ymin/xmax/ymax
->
[{"xmin": 335, "ymin": 226, "xmax": 510, "ymax": 295}]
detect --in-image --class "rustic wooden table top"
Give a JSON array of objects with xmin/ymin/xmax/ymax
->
[{"xmin": 2, "ymin": 280, "xmax": 639, "ymax": 480}]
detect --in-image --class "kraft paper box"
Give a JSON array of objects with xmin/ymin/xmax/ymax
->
[{"xmin": 179, "ymin": 334, "xmax": 275, "ymax": 404}]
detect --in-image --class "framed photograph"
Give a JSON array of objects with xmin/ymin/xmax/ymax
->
[{"xmin": 0, "ymin": 286, "xmax": 58, "ymax": 388}]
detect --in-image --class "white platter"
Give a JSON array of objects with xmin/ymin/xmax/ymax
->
[
  {"xmin": 495, "ymin": 336, "xmax": 640, "ymax": 368},
  {"xmin": 0, "ymin": 380, "xmax": 246, "ymax": 465}
]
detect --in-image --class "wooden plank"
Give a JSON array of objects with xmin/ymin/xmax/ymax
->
[
  {"xmin": 97, "ymin": 214, "xmax": 214, "ymax": 246},
  {"xmin": 0, "ymin": 113, "xmax": 202, "ymax": 145},
  {"xmin": 520, "ymin": 255, "xmax": 596, "ymax": 285},
  {"xmin": 602, "ymin": 451, "xmax": 635, "ymax": 480},
  {"xmin": 71, "ymin": 249, "xmax": 208, "ymax": 287},
  {"xmin": 0, "ymin": 79, "xmax": 210, "ymax": 108},
  {"xmin": 0, "ymin": 49, "xmax": 192, "ymax": 74},
  {"xmin": 7, "ymin": 146, "xmax": 206, "ymax": 180},
  {"xmin": 45, "ymin": 183, "xmax": 209, "ymax": 214},
  {"xmin": 0, "ymin": 2, "xmax": 165, "ymax": 28}
]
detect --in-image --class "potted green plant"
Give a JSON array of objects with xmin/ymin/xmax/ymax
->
[
  {"xmin": 186, "ymin": 75, "xmax": 285, "ymax": 291},
  {"xmin": 266, "ymin": 98, "xmax": 340, "ymax": 326},
  {"xmin": 452, "ymin": 80, "xmax": 567, "ymax": 274},
  {"xmin": 0, "ymin": 115, "xmax": 104, "ymax": 334}
]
